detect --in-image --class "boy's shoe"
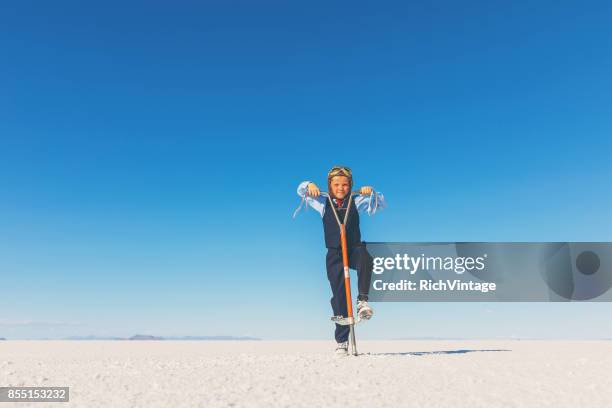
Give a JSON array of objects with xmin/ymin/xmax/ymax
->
[
  {"xmin": 335, "ymin": 341, "xmax": 349, "ymax": 356},
  {"xmin": 357, "ymin": 300, "xmax": 374, "ymax": 321}
]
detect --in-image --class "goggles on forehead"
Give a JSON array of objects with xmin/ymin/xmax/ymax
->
[{"xmin": 327, "ymin": 166, "xmax": 352, "ymax": 179}]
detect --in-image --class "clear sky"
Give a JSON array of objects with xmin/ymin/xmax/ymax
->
[{"xmin": 1, "ymin": 1, "xmax": 611, "ymax": 340}]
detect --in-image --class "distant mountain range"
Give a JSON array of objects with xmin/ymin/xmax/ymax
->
[{"xmin": 62, "ymin": 334, "xmax": 261, "ymax": 341}]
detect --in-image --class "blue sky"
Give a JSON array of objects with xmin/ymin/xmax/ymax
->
[{"xmin": 1, "ymin": 1, "xmax": 611, "ymax": 339}]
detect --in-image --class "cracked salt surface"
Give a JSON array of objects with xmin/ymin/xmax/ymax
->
[{"xmin": 1, "ymin": 340, "xmax": 611, "ymax": 407}]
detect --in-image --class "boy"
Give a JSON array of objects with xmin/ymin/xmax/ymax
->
[{"xmin": 295, "ymin": 166, "xmax": 385, "ymax": 355}]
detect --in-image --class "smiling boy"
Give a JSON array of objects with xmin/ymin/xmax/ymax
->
[{"xmin": 295, "ymin": 166, "xmax": 386, "ymax": 355}]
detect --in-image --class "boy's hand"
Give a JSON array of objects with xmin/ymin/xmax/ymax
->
[
  {"xmin": 360, "ymin": 186, "xmax": 373, "ymax": 195},
  {"xmin": 307, "ymin": 182, "xmax": 321, "ymax": 197}
]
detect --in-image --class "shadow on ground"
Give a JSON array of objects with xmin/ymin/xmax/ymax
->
[{"xmin": 364, "ymin": 349, "xmax": 511, "ymax": 356}]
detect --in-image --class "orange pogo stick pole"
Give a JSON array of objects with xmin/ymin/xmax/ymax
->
[
  {"xmin": 325, "ymin": 191, "xmax": 357, "ymax": 356},
  {"xmin": 340, "ymin": 224, "xmax": 353, "ymax": 317},
  {"xmin": 340, "ymin": 222, "xmax": 358, "ymax": 356},
  {"xmin": 340, "ymin": 224, "xmax": 353, "ymax": 321}
]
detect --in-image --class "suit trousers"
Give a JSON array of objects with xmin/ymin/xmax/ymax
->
[{"xmin": 326, "ymin": 243, "xmax": 373, "ymax": 343}]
